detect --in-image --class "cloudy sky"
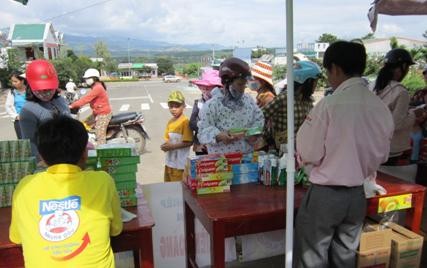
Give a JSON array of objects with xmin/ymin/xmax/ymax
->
[{"xmin": 1, "ymin": 0, "xmax": 426, "ymax": 47}]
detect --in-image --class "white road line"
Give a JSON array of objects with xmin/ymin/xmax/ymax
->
[
  {"xmin": 119, "ymin": 104, "xmax": 130, "ymax": 111},
  {"xmin": 186, "ymin": 103, "xmax": 192, "ymax": 109},
  {"xmin": 160, "ymin": 102, "xmax": 169, "ymax": 109},
  {"xmin": 0, "ymin": 112, "xmax": 6, "ymax": 115},
  {"xmin": 2, "ymin": 115, "xmax": 11, "ymax": 118},
  {"xmin": 141, "ymin": 103, "xmax": 150, "ymax": 110},
  {"xmin": 143, "ymin": 85, "xmax": 154, "ymax": 103},
  {"xmin": 110, "ymin": 96, "xmax": 151, "ymax": 101}
]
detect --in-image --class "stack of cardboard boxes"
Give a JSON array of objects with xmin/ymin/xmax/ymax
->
[
  {"xmin": 184, "ymin": 152, "xmax": 259, "ymax": 195},
  {"xmin": 0, "ymin": 140, "xmax": 35, "ymax": 207},
  {"xmin": 358, "ymin": 221, "xmax": 423, "ymax": 268},
  {"xmin": 87, "ymin": 146, "xmax": 139, "ymax": 207}
]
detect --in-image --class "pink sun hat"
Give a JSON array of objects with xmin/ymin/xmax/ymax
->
[{"xmin": 191, "ymin": 69, "xmax": 222, "ymax": 87}]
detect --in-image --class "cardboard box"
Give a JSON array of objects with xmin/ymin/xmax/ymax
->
[
  {"xmin": 358, "ymin": 223, "xmax": 392, "ymax": 268},
  {"xmin": 388, "ymin": 223, "xmax": 423, "ymax": 268}
]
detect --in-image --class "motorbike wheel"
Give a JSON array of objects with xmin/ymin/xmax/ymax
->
[{"xmin": 112, "ymin": 126, "xmax": 146, "ymax": 154}]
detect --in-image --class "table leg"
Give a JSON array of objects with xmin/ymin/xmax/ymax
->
[
  {"xmin": 140, "ymin": 229, "xmax": 154, "ymax": 268},
  {"xmin": 184, "ymin": 202, "xmax": 197, "ymax": 268},
  {"xmin": 211, "ymin": 222, "xmax": 225, "ymax": 268},
  {"xmin": 405, "ymin": 191, "xmax": 425, "ymax": 233}
]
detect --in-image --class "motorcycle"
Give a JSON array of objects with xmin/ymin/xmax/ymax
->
[
  {"xmin": 64, "ymin": 89, "xmax": 149, "ymax": 154},
  {"xmin": 85, "ymin": 112, "xmax": 149, "ymax": 155}
]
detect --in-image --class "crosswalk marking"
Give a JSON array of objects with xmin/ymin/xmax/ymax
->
[
  {"xmin": 141, "ymin": 103, "xmax": 150, "ymax": 110},
  {"xmin": 160, "ymin": 102, "xmax": 169, "ymax": 109},
  {"xmin": 119, "ymin": 104, "xmax": 130, "ymax": 111}
]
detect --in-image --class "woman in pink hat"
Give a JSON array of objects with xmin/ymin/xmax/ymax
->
[
  {"xmin": 248, "ymin": 61, "xmax": 277, "ymax": 108},
  {"xmin": 189, "ymin": 69, "xmax": 223, "ymax": 155}
]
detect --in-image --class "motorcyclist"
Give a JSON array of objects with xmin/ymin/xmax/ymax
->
[{"xmin": 69, "ymin": 68, "xmax": 112, "ymax": 145}]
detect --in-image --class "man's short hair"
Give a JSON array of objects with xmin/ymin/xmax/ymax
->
[
  {"xmin": 36, "ymin": 116, "xmax": 88, "ymax": 165},
  {"xmin": 323, "ymin": 41, "xmax": 367, "ymax": 77}
]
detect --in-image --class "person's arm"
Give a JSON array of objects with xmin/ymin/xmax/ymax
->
[
  {"xmin": 189, "ymin": 100, "xmax": 200, "ymax": 132},
  {"xmin": 197, "ymin": 101, "xmax": 222, "ymax": 145},
  {"xmin": 19, "ymin": 105, "xmax": 39, "ymax": 157},
  {"xmin": 161, "ymin": 119, "xmax": 193, "ymax": 151},
  {"xmin": 5, "ymin": 91, "xmax": 18, "ymax": 119},
  {"xmin": 109, "ymin": 176, "xmax": 123, "ymax": 236},
  {"xmin": 296, "ymin": 99, "xmax": 328, "ymax": 166},
  {"xmin": 69, "ymin": 86, "xmax": 100, "ymax": 109},
  {"xmin": 392, "ymin": 89, "xmax": 415, "ymax": 131},
  {"xmin": 248, "ymin": 97, "xmax": 265, "ymax": 129},
  {"xmin": 9, "ymin": 183, "xmax": 22, "ymax": 244}
]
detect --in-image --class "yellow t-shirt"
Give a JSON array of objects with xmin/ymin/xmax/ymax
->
[
  {"xmin": 9, "ymin": 164, "xmax": 123, "ymax": 268},
  {"xmin": 164, "ymin": 114, "xmax": 193, "ymax": 169}
]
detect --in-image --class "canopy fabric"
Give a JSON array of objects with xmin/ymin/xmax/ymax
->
[{"xmin": 369, "ymin": 0, "xmax": 427, "ymax": 31}]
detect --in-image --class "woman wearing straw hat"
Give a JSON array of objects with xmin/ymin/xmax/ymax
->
[
  {"xmin": 248, "ymin": 61, "xmax": 277, "ymax": 108},
  {"xmin": 189, "ymin": 69, "xmax": 223, "ymax": 155}
]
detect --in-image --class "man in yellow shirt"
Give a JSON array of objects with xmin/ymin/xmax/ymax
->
[{"xmin": 9, "ymin": 116, "xmax": 122, "ymax": 268}]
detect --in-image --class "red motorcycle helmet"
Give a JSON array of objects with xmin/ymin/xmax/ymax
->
[
  {"xmin": 26, "ymin": 59, "xmax": 59, "ymax": 91},
  {"xmin": 219, "ymin": 57, "xmax": 251, "ymax": 84}
]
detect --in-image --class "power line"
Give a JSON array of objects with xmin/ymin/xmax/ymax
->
[{"xmin": 43, "ymin": 0, "xmax": 114, "ymax": 22}]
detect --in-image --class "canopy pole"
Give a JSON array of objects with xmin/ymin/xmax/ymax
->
[{"xmin": 285, "ymin": 0, "xmax": 295, "ymax": 268}]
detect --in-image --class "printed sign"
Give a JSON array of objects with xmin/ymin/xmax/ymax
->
[
  {"xmin": 39, "ymin": 196, "xmax": 81, "ymax": 242},
  {"xmin": 378, "ymin": 194, "xmax": 412, "ymax": 213}
]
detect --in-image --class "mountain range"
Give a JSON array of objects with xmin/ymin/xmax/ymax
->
[{"xmin": 64, "ymin": 34, "xmax": 229, "ymax": 56}]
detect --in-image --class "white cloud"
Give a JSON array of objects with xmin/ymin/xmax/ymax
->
[{"xmin": 1, "ymin": 0, "xmax": 425, "ymax": 47}]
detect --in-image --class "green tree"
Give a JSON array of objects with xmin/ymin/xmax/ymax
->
[
  {"xmin": 157, "ymin": 57, "xmax": 175, "ymax": 75},
  {"xmin": 94, "ymin": 41, "xmax": 116, "ymax": 73},
  {"xmin": 182, "ymin": 63, "xmax": 201, "ymax": 77},
  {"xmin": 272, "ymin": 65, "xmax": 286, "ymax": 82},
  {"xmin": 316, "ymin": 33, "xmax": 338, "ymax": 44}
]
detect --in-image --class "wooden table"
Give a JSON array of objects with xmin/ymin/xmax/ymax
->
[
  {"xmin": 183, "ymin": 172, "xmax": 426, "ymax": 268},
  {"xmin": 0, "ymin": 200, "xmax": 155, "ymax": 268}
]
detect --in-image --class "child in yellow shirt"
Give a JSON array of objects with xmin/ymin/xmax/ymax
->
[
  {"xmin": 161, "ymin": 90, "xmax": 193, "ymax": 182},
  {"xmin": 9, "ymin": 116, "xmax": 122, "ymax": 268}
]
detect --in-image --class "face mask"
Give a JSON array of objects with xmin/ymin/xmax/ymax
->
[
  {"xmin": 248, "ymin": 80, "xmax": 261, "ymax": 91},
  {"xmin": 229, "ymin": 86, "xmax": 244, "ymax": 100},
  {"xmin": 85, "ymin": 78, "xmax": 94, "ymax": 86}
]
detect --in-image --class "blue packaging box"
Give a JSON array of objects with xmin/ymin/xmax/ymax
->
[{"xmin": 232, "ymin": 171, "xmax": 259, "ymax": 185}]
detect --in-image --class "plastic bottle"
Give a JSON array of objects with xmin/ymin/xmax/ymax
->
[{"xmin": 278, "ymin": 154, "xmax": 287, "ymax": 186}]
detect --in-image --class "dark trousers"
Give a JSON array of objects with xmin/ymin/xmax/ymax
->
[
  {"xmin": 14, "ymin": 120, "xmax": 22, "ymax": 139},
  {"xmin": 294, "ymin": 184, "xmax": 366, "ymax": 268}
]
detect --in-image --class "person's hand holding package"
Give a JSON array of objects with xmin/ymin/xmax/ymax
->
[{"xmin": 216, "ymin": 131, "xmax": 240, "ymax": 144}]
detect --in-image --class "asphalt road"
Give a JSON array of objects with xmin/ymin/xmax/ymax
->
[{"xmin": 0, "ymin": 79, "xmax": 201, "ymax": 185}]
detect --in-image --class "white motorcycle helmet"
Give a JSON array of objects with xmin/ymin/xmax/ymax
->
[{"xmin": 83, "ymin": 68, "xmax": 100, "ymax": 79}]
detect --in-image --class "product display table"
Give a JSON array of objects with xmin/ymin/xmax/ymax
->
[
  {"xmin": 0, "ymin": 198, "xmax": 155, "ymax": 268},
  {"xmin": 183, "ymin": 172, "xmax": 425, "ymax": 268}
]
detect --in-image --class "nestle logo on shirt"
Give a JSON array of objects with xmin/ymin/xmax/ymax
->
[{"xmin": 39, "ymin": 196, "xmax": 81, "ymax": 215}]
